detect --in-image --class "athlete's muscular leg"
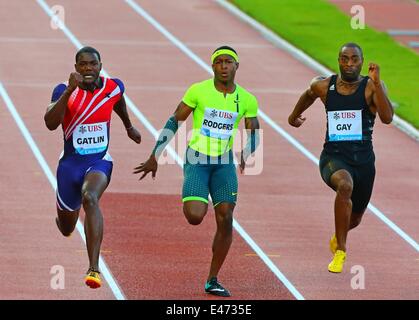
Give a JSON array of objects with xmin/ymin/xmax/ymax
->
[
  {"xmin": 56, "ymin": 208, "xmax": 79, "ymax": 236},
  {"xmin": 81, "ymin": 171, "xmax": 108, "ymax": 271},
  {"xmin": 330, "ymin": 169, "xmax": 353, "ymax": 252},
  {"xmin": 183, "ymin": 200, "xmax": 208, "ymax": 225},
  {"xmin": 348, "ymin": 165, "xmax": 374, "ymax": 231},
  {"xmin": 349, "ymin": 210, "xmax": 365, "ymax": 230},
  {"xmin": 208, "ymin": 202, "xmax": 234, "ymax": 281}
]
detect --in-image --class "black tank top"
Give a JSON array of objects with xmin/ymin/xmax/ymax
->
[{"xmin": 323, "ymin": 75, "xmax": 376, "ymax": 164}]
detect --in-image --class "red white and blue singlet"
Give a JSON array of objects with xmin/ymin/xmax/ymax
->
[{"xmin": 51, "ymin": 76, "xmax": 124, "ymax": 211}]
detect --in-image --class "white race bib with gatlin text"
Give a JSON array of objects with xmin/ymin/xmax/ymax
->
[{"xmin": 73, "ymin": 122, "xmax": 108, "ymax": 155}]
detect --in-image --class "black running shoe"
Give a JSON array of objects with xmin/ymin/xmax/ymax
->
[{"xmin": 204, "ymin": 277, "xmax": 231, "ymax": 297}]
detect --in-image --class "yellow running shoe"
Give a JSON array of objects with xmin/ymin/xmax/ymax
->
[
  {"xmin": 85, "ymin": 269, "xmax": 101, "ymax": 289},
  {"xmin": 329, "ymin": 234, "xmax": 337, "ymax": 254},
  {"xmin": 328, "ymin": 250, "xmax": 346, "ymax": 273}
]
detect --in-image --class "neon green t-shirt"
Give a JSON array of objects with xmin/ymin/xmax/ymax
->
[{"xmin": 182, "ymin": 79, "xmax": 258, "ymax": 157}]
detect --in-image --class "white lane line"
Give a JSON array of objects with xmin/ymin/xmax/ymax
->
[
  {"xmin": 387, "ymin": 30, "xmax": 419, "ymax": 36},
  {"xmin": 125, "ymin": 0, "xmax": 419, "ymax": 254},
  {"xmin": 125, "ymin": 0, "xmax": 304, "ymax": 300},
  {"xmin": 0, "ymin": 82, "xmax": 126, "ymax": 299}
]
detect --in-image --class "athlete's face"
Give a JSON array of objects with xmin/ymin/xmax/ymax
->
[
  {"xmin": 338, "ymin": 46, "xmax": 363, "ymax": 82},
  {"xmin": 75, "ymin": 52, "xmax": 102, "ymax": 85},
  {"xmin": 212, "ymin": 54, "xmax": 238, "ymax": 84}
]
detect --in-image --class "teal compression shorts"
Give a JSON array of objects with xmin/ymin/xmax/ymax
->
[{"xmin": 182, "ymin": 148, "xmax": 238, "ymax": 206}]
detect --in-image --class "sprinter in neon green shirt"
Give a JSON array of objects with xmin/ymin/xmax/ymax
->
[
  {"xmin": 183, "ymin": 77, "xmax": 258, "ymax": 157},
  {"xmin": 134, "ymin": 46, "xmax": 260, "ymax": 297}
]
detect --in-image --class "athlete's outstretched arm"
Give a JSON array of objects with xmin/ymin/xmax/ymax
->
[
  {"xmin": 239, "ymin": 117, "xmax": 260, "ymax": 173},
  {"xmin": 113, "ymin": 95, "xmax": 141, "ymax": 144},
  {"xmin": 44, "ymin": 72, "xmax": 82, "ymax": 130},
  {"xmin": 368, "ymin": 63, "xmax": 393, "ymax": 124},
  {"xmin": 288, "ymin": 77, "xmax": 324, "ymax": 128},
  {"xmin": 133, "ymin": 102, "xmax": 193, "ymax": 180}
]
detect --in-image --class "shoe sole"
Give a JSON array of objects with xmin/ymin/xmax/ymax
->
[
  {"xmin": 328, "ymin": 268, "xmax": 342, "ymax": 273},
  {"xmin": 85, "ymin": 277, "xmax": 101, "ymax": 289},
  {"xmin": 205, "ymin": 291, "xmax": 231, "ymax": 297}
]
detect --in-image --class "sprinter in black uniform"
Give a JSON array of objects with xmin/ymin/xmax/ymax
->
[{"xmin": 288, "ymin": 43, "xmax": 393, "ymax": 273}]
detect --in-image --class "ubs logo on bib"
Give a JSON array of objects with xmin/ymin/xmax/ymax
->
[
  {"xmin": 201, "ymin": 108, "xmax": 238, "ymax": 140},
  {"xmin": 73, "ymin": 122, "xmax": 108, "ymax": 155},
  {"xmin": 218, "ymin": 111, "xmax": 233, "ymax": 119},
  {"xmin": 79, "ymin": 125, "xmax": 87, "ymax": 134},
  {"xmin": 333, "ymin": 112, "xmax": 340, "ymax": 120}
]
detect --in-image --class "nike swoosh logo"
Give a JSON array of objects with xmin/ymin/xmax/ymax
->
[
  {"xmin": 231, "ymin": 193, "xmax": 237, "ymax": 196},
  {"xmin": 208, "ymin": 288, "xmax": 226, "ymax": 292}
]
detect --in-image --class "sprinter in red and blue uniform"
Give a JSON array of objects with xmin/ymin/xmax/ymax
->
[{"xmin": 44, "ymin": 46, "xmax": 141, "ymax": 288}]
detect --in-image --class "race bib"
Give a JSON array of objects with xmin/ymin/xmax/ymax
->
[
  {"xmin": 200, "ymin": 108, "xmax": 238, "ymax": 140},
  {"xmin": 328, "ymin": 110, "xmax": 362, "ymax": 141},
  {"xmin": 73, "ymin": 122, "xmax": 108, "ymax": 155}
]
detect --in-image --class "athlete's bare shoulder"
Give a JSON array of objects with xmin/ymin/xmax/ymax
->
[
  {"xmin": 310, "ymin": 75, "xmax": 330, "ymax": 89},
  {"xmin": 310, "ymin": 75, "xmax": 328, "ymax": 83},
  {"xmin": 308, "ymin": 75, "xmax": 331, "ymax": 98}
]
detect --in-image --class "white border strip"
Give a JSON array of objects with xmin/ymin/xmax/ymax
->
[
  {"xmin": 387, "ymin": 29, "xmax": 419, "ymax": 36},
  {"xmin": 215, "ymin": 0, "xmax": 419, "ymax": 141},
  {"xmin": 0, "ymin": 82, "xmax": 126, "ymax": 299},
  {"xmin": 124, "ymin": 0, "xmax": 418, "ymax": 255}
]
